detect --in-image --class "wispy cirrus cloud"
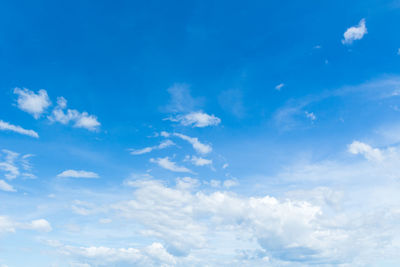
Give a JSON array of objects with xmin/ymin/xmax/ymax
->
[
  {"xmin": 150, "ymin": 157, "xmax": 192, "ymax": 173},
  {"xmin": 0, "ymin": 149, "xmax": 36, "ymax": 180},
  {"xmin": 57, "ymin": 169, "xmax": 99, "ymax": 179},
  {"xmin": 129, "ymin": 140, "xmax": 175, "ymax": 155},
  {"xmin": 0, "ymin": 180, "xmax": 16, "ymax": 192},
  {"xmin": 165, "ymin": 111, "xmax": 221, "ymax": 128},
  {"xmin": 274, "ymin": 76, "xmax": 400, "ymax": 131},
  {"xmin": 0, "ymin": 120, "xmax": 39, "ymax": 138},
  {"xmin": 173, "ymin": 133, "xmax": 212, "ymax": 154},
  {"xmin": 164, "ymin": 83, "xmax": 203, "ymax": 113}
]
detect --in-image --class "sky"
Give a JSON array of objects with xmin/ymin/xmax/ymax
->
[{"xmin": 1, "ymin": 0, "xmax": 400, "ymax": 266}]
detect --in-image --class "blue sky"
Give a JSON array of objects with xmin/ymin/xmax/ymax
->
[{"xmin": 1, "ymin": 0, "xmax": 400, "ymax": 266}]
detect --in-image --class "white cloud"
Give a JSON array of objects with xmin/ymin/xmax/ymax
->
[
  {"xmin": 166, "ymin": 112, "xmax": 221, "ymax": 128},
  {"xmin": 0, "ymin": 180, "xmax": 16, "ymax": 192},
  {"xmin": 173, "ymin": 133, "xmax": 212, "ymax": 154},
  {"xmin": 130, "ymin": 147, "xmax": 153, "ymax": 155},
  {"xmin": 0, "ymin": 149, "xmax": 35, "ymax": 180},
  {"xmin": 145, "ymin": 242, "xmax": 177, "ymax": 265},
  {"xmin": 48, "ymin": 97, "xmax": 100, "ymax": 131},
  {"xmin": 1, "ymin": 216, "xmax": 52, "ymax": 234},
  {"xmin": 24, "ymin": 219, "xmax": 52, "ymax": 233},
  {"xmin": 275, "ymin": 83, "xmax": 284, "ymax": 91},
  {"xmin": 0, "ymin": 120, "xmax": 39, "ymax": 138},
  {"xmin": 186, "ymin": 155, "xmax": 212, "ymax": 166},
  {"xmin": 160, "ymin": 131, "xmax": 170, "ymax": 138},
  {"xmin": 57, "ymin": 170, "xmax": 99, "ymax": 179},
  {"xmin": 0, "ymin": 150, "xmax": 19, "ymax": 180},
  {"xmin": 111, "ymin": 179, "xmax": 344, "ymax": 263},
  {"xmin": 13, "ymin": 88, "xmax": 51, "ymax": 119},
  {"xmin": 305, "ymin": 111, "xmax": 316, "ymax": 121},
  {"xmin": 348, "ymin": 141, "xmax": 383, "ymax": 161},
  {"xmin": 108, "ymin": 174, "xmax": 400, "ymax": 265},
  {"xmin": 342, "ymin": 19, "xmax": 367, "ymax": 45},
  {"xmin": 150, "ymin": 157, "xmax": 192, "ymax": 173},
  {"xmin": 130, "ymin": 140, "xmax": 175, "ymax": 155}
]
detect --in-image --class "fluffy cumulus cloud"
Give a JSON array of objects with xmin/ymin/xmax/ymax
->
[
  {"xmin": 48, "ymin": 97, "xmax": 100, "ymax": 131},
  {"xmin": 348, "ymin": 141, "xmax": 384, "ymax": 161},
  {"xmin": 13, "ymin": 88, "xmax": 51, "ymax": 119},
  {"xmin": 173, "ymin": 133, "xmax": 212, "ymax": 154},
  {"xmin": 130, "ymin": 140, "xmax": 175, "ymax": 155},
  {"xmin": 57, "ymin": 170, "xmax": 99, "ymax": 179},
  {"xmin": 166, "ymin": 111, "xmax": 221, "ymax": 128},
  {"xmin": 342, "ymin": 18, "xmax": 367, "ymax": 45},
  {"xmin": 0, "ymin": 120, "xmax": 39, "ymax": 138},
  {"xmin": 150, "ymin": 157, "xmax": 192, "ymax": 173},
  {"xmin": 108, "ymin": 178, "xmax": 391, "ymax": 266}
]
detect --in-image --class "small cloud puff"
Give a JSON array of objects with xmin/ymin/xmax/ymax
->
[
  {"xmin": 305, "ymin": 111, "xmax": 316, "ymax": 121},
  {"xmin": 14, "ymin": 88, "xmax": 51, "ymax": 119},
  {"xmin": 342, "ymin": 19, "xmax": 367, "ymax": 45},
  {"xmin": 275, "ymin": 83, "xmax": 284, "ymax": 91}
]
